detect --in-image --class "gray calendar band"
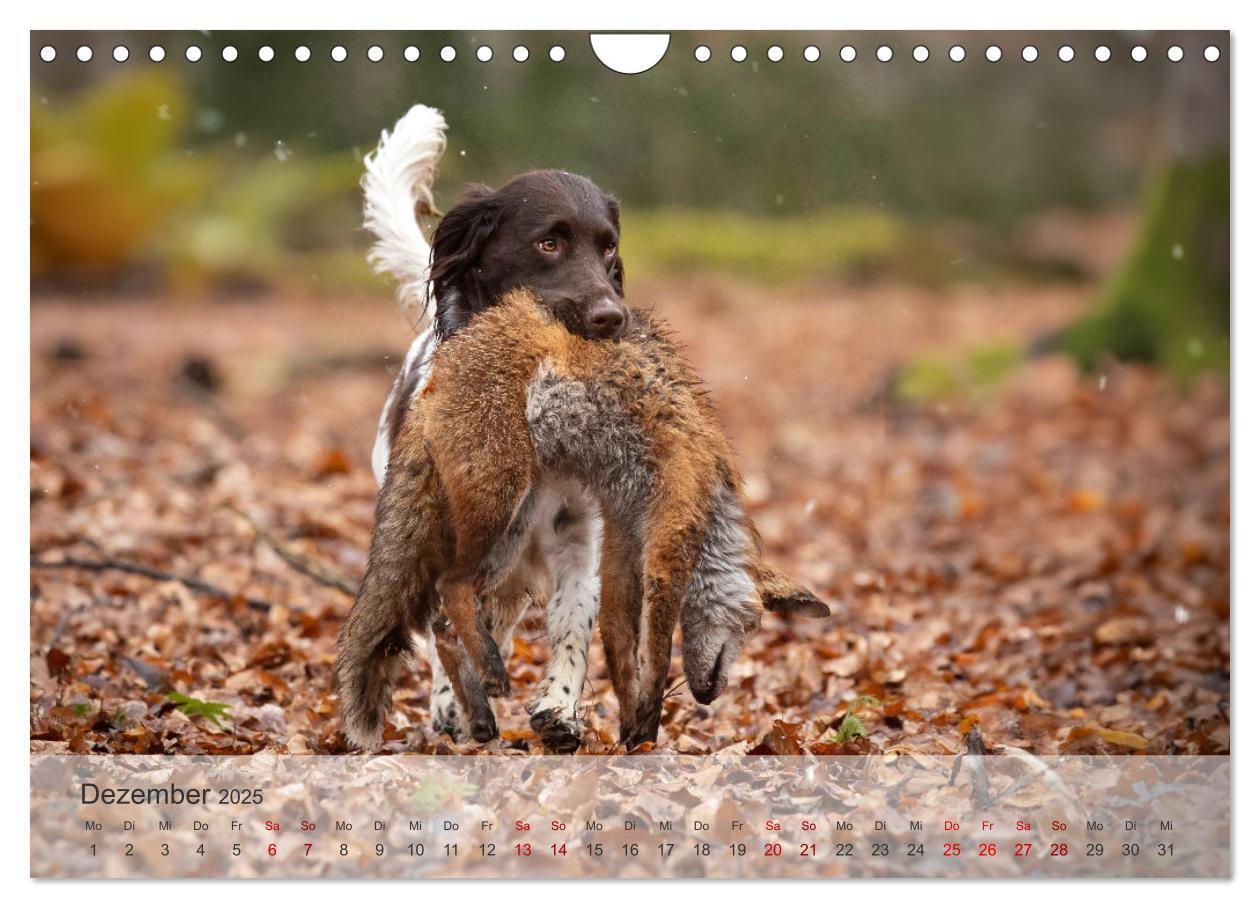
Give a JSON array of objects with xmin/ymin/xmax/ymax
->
[{"xmin": 30, "ymin": 754, "xmax": 1229, "ymax": 878}]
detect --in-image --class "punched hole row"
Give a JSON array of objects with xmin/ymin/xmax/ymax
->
[
  {"xmin": 697, "ymin": 43, "xmax": 1221, "ymax": 63},
  {"xmin": 37, "ymin": 41, "xmax": 1224, "ymax": 65},
  {"xmin": 37, "ymin": 43, "xmax": 567, "ymax": 64}
]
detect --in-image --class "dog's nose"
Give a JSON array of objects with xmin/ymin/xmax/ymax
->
[{"xmin": 584, "ymin": 297, "xmax": 626, "ymax": 339}]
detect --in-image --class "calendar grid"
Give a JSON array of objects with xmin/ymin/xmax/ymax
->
[{"xmin": 31, "ymin": 754, "xmax": 1229, "ymax": 878}]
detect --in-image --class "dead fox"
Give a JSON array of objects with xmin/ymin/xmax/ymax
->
[{"xmin": 338, "ymin": 289, "xmax": 829, "ymax": 750}]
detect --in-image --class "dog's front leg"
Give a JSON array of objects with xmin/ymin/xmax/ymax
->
[
  {"xmin": 529, "ymin": 493, "xmax": 601, "ymax": 754},
  {"xmin": 431, "ymin": 618, "xmax": 498, "ymax": 744}
]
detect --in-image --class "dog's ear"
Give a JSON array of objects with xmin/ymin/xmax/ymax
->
[
  {"xmin": 753, "ymin": 560, "xmax": 832, "ymax": 618},
  {"xmin": 430, "ymin": 184, "xmax": 502, "ymax": 337},
  {"xmin": 604, "ymin": 193, "xmax": 626, "ymax": 295}
]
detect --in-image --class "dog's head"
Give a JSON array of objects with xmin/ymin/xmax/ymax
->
[{"xmin": 429, "ymin": 170, "xmax": 628, "ymax": 342}]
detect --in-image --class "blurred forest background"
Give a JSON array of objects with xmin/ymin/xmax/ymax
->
[
  {"xmin": 30, "ymin": 32, "xmax": 1230, "ymax": 757},
  {"xmin": 28, "ymin": 32, "xmax": 1214, "ymax": 293}
]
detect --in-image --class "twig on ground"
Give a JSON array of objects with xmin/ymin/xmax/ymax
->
[
  {"xmin": 30, "ymin": 556, "xmax": 274, "ymax": 612},
  {"xmin": 225, "ymin": 505, "xmax": 359, "ymax": 597},
  {"xmin": 959, "ymin": 725, "xmax": 993, "ymax": 807}
]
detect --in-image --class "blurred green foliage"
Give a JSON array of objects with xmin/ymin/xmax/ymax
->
[
  {"xmin": 29, "ymin": 28, "xmax": 1229, "ymax": 390},
  {"xmin": 31, "ymin": 70, "xmax": 206, "ymax": 281},
  {"xmin": 33, "ymin": 70, "xmax": 374, "ymax": 294},
  {"xmin": 26, "ymin": 65, "xmax": 1115, "ymax": 296},
  {"xmin": 623, "ymin": 208, "xmax": 907, "ymax": 282},
  {"xmin": 32, "ymin": 29, "xmax": 1181, "ymax": 297},
  {"xmin": 160, "ymin": 145, "xmax": 367, "ymax": 296},
  {"xmin": 895, "ymin": 341, "xmax": 1025, "ymax": 401},
  {"xmin": 25, "ymin": 68, "xmax": 1004, "ymax": 294}
]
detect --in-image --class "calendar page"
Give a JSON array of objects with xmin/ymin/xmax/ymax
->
[{"xmin": 28, "ymin": 27, "xmax": 1230, "ymax": 881}]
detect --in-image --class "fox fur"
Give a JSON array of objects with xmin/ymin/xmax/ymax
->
[
  {"xmin": 337, "ymin": 104, "xmax": 826, "ymax": 750},
  {"xmin": 341, "ymin": 289, "xmax": 829, "ymax": 750}
]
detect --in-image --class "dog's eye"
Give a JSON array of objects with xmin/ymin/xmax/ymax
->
[
  {"xmin": 604, "ymin": 242, "xmax": 617, "ymax": 257},
  {"xmin": 537, "ymin": 238, "xmax": 560, "ymax": 254}
]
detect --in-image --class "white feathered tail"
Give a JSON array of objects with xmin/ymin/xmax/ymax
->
[{"xmin": 361, "ymin": 104, "xmax": 449, "ymax": 330}]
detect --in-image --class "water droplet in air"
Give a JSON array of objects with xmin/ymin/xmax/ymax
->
[
  {"xmin": 1171, "ymin": 244, "xmax": 1184, "ymax": 259},
  {"xmin": 196, "ymin": 108, "xmax": 224, "ymax": 133},
  {"xmin": 157, "ymin": 104, "xmax": 172, "ymax": 121},
  {"xmin": 273, "ymin": 141, "xmax": 291, "ymax": 162}
]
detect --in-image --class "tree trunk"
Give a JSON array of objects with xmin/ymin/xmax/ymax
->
[{"xmin": 1058, "ymin": 40, "xmax": 1229, "ymax": 380}]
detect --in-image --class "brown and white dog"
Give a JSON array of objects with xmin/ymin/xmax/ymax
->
[
  {"xmin": 358, "ymin": 105, "xmax": 633, "ymax": 751},
  {"xmin": 346, "ymin": 105, "xmax": 826, "ymax": 753}
]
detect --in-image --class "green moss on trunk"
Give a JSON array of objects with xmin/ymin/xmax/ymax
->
[{"xmin": 1059, "ymin": 157, "xmax": 1229, "ymax": 381}]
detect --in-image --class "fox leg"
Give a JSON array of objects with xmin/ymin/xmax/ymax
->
[
  {"xmin": 425, "ymin": 571, "xmax": 548, "ymax": 744},
  {"xmin": 433, "ymin": 572, "xmax": 512, "ymax": 698},
  {"xmin": 424, "ymin": 407, "xmax": 536, "ymax": 698},
  {"xmin": 430, "ymin": 473, "xmax": 536, "ymax": 698},
  {"xmin": 680, "ymin": 482, "xmax": 764, "ymax": 705},
  {"xmin": 597, "ymin": 519, "xmax": 646, "ymax": 745},
  {"xmin": 624, "ymin": 484, "xmax": 709, "ymax": 749},
  {"xmin": 622, "ymin": 573, "xmax": 686, "ymax": 749},
  {"xmin": 530, "ymin": 491, "xmax": 601, "ymax": 753}
]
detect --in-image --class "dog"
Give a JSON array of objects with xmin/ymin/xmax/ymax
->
[
  {"xmin": 347, "ymin": 104, "xmax": 823, "ymax": 752},
  {"xmin": 356, "ymin": 104, "xmax": 628, "ymax": 751}
]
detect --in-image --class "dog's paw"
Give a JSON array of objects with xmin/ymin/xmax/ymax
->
[
  {"xmin": 432, "ymin": 709, "xmax": 464, "ymax": 742},
  {"xmin": 431, "ymin": 693, "xmax": 464, "ymax": 741},
  {"xmin": 428, "ymin": 680, "xmax": 463, "ymax": 735},
  {"xmin": 530, "ymin": 707, "xmax": 583, "ymax": 754}
]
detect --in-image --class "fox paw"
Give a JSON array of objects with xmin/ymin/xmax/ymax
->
[
  {"xmin": 482, "ymin": 652, "xmax": 511, "ymax": 699},
  {"xmin": 468, "ymin": 712, "xmax": 499, "ymax": 744},
  {"xmin": 621, "ymin": 702, "xmax": 662, "ymax": 751}
]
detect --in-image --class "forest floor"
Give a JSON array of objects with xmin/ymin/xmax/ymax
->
[{"xmin": 30, "ymin": 274, "xmax": 1229, "ymax": 756}]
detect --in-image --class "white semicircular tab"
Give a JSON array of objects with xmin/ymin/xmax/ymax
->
[{"xmin": 589, "ymin": 33, "xmax": 670, "ymax": 74}]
